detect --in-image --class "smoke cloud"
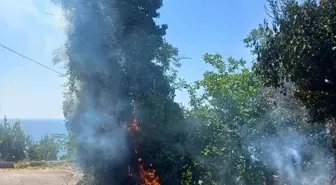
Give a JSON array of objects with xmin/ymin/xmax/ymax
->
[
  {"xmin": 51, "ymin": 1, "xmax": 133, "ymax": 184},
  {"xmin": 52, "ymin": 0, "xmax": 169, "ymax": 184},
  {"xmin": 248, "ymin": 127, "xmax": 332, "ymax": 185},
  {"xmin": 245, "ymin": 90, "xmax": 334, "ymax": 185}
]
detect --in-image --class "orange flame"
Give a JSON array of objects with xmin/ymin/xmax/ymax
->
[{"xmin": 126, "ymin": 112, "xmax": 160, "ymax": 185}]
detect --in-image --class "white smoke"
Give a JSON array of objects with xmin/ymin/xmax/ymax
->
[
  {"xmin": 51, "ymin": 1, "xmax": 134, "ymax": 184},
  {"xmin": 249, "ymin": 128, "xmax": 332, "ymax": 185},
  {"xmin": 242, "ymin": 86, "xmax": 334, "ymax": 185}
]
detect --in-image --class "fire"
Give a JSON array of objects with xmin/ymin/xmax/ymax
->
[
  {"xmin": 126, "ymin": 112, "xmax": 160, "ymax": 185},
  {"xmin": 128, "ymin": 117, "xmax": 141, "ymax": 132}
]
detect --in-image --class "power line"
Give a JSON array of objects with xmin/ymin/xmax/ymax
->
[
  {"xmin": 178, "ymin": 57, "xmax": 192, "ymax": 60},
  {"xmin": 43, "ymin": 11, "xmax": 56, "ymax": 16},
  {"xmin": 0, "ymin": 43, "xmax": 64, "ymax": 76},
  {"xmin": 1, "ymin": 42, "xmax": 191, "ymax": 77}
]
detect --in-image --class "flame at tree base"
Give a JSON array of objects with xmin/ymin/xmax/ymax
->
[{"xmin": 126, "ymin": 114, "xmax": 160, "ymax": 185}]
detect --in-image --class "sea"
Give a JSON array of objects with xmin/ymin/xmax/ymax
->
[{"xmin": 5, "ymin": 119, "xmax": 67, "ymax": 141}]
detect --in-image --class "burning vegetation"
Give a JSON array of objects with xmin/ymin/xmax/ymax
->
[
  {"xmin": 52, "ymin": 0, "xmax": 184, "ymax": 184},
  {"xmin": 50, "ymin": 0, "xmax": 336, "ymax": 184},
  {"xmin": 126, "ymin": 111, "xmax": 161, "ymax": 185}
]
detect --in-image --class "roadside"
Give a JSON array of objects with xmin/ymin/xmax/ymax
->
[{"xmin": 0, "ymin": 162, "xmax": 81, "ymax": 185}]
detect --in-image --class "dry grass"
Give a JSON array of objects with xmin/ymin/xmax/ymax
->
[{"xmin": 14, "ymin": 160, "xmax": 72, "ymax": 170}]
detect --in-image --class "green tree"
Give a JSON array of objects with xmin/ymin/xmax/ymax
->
[
  {"xmin": 0, "ymin": 117, "xmax": 31, "ymax": 162},
  {"xmin": 184, "ymin": 52, "xmax": 322, "ymax": 184},
  {"xmin": 26, "ymin": 141, "xmax": 42, "ymax": 161},
  {"xmin": 38, "ymin": 135, "xmax": 61, "ymax": 161},
  {"xmin": 26, "ymin": 134, "xmax": 62, "ymax": 161},
  {"xmin": 51, "ymin": 0, "xmax": 188, "ymax": 184},
  {"xmin": 54, "ymin": 132, "xmax": 76, "ymax": 160},
  {"xmin": 185, "ymin": 53, "xmax": 273, "ymax": 185},
  {"xmin": 63, "ymin": 132, "xmax": 76, "ymax": 160},
  {"xmin": 244, "ymin": 0, "xmax": 336, "ymax": 173},
  {"xmin": 245, "ymin": 0, "xmax": 336, "ymax": 123}
]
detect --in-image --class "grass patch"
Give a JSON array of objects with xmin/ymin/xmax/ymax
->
[{"xmin": 14, "ymin": 160, "xmax": 72, "ymax": 169}]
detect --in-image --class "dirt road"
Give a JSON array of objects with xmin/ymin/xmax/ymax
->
[{"xmin": 0, "ymin": 165, "xmax": 81, "ymax": 185}]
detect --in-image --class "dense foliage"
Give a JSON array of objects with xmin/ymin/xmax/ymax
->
[
  {"xmin": 51, "ymin": 0, "xmax": 188, "ymax": 184},
  {"xmin": 245, "ymin": 0, "xmax": 336, "ymax": 123}
]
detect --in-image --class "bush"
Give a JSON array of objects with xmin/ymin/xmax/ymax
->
[{"xmin": 0, "ymin": 117, "xmax": 30, "ymax": 161}]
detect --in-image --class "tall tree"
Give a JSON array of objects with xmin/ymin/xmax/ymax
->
[
  {"xmin": 186, "ymin": 53, "xmax": 274, "ymax": 185},
  {"xmin": 245, "ymin": 0, "xmax": 336, "ymax": 178},
  {"xmin": 52, "ymin": 0, "xmax": 187, "ymax": 184},
  {"xmin": 245, "ymin": 0, "xmax": 336, "ymax": 123},
  {"xmin": 0, "ymin": 118, "xmax": 31, "ymax": 162}
]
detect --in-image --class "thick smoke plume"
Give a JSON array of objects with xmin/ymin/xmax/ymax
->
[
  {"xmin": 245, "ymin": 88, "xmax": 334, "ymax": 185},
  {"xmin": 52, "ymin": 0, "xmax": 168, "ymax": 184},
  {"xmin": 60, "ymin": 1, "xmax": 132, "ymax": 182},
  {"xmin": 248, "ymin": 128, "xmax": 332, "ymax": 185}
]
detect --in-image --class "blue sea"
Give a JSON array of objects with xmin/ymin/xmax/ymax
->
[{"xmin": 6, "ymin": 119, "xmax": 67, "ymax": 141}]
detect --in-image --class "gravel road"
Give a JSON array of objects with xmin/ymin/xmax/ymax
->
[{"xmin": 0, "ymin": 165, "xmax": 81, "ymax": 185}]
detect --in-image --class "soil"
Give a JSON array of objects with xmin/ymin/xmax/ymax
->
[{"xmin": 0, "ymin": 164, "xmax": 82, "ymax": 185}]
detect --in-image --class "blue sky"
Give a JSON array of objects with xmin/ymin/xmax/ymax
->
[{"xmin": 0, "ymin": 0, "xmax": 267, "ymax": 119}]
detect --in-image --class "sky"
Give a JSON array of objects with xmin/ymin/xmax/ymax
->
[{"xmin": 0, "ymin": 0, "xmax": 267, "ymax": 119}]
